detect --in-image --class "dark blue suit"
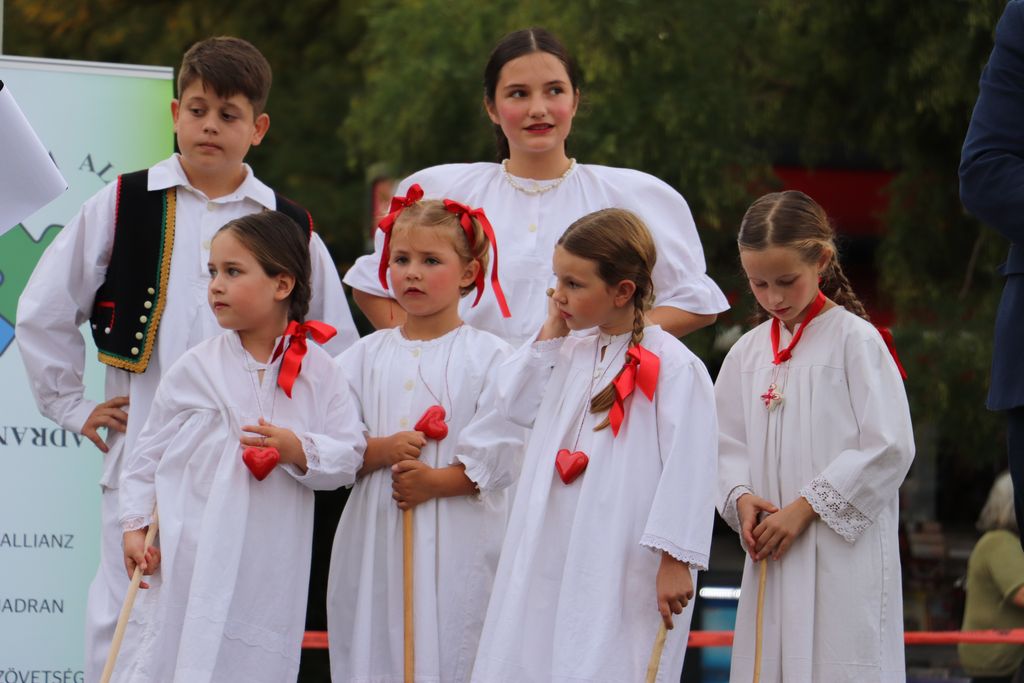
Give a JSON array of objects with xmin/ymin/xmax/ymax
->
[{"xmin": 961, "ymin": 0, "xmax": 1024, "ymax": 534}]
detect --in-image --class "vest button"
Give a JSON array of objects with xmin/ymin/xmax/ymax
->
[
  {"xmin": 144, "ymin": 301, "xmax": 153, "ymax": 309},
  {"xmin": 140, "ymin": 315, "xmax": 148, "ymax": 323},
  {"xmin": 104, "ymin": 327, "xmax": 111, "ymax": 334},
  {"xmin": 130, "ymin": 347, "xmax": 140, "ymax": 355},
  {"xmin": 135, "ymin": 332, "xmax": 143, "ymax": 340},
  {"xmin": 147, "ymin": 287, "xmax": 155, "ymax": 295}
]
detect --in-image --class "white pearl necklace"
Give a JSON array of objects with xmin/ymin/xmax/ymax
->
[{"xmin": 500, "ymin": 158, "xmax": 577, "ymax": 195}]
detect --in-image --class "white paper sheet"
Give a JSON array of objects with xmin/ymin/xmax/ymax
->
[{"xmin": 0, "ymin": 80, "xmax": 67, "ymax": 237}]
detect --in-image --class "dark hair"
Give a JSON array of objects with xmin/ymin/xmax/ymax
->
[
  {"xmin": 217, "ymin": 210, "xmax": 311, "ymax": 322},
  {"xmin": 483, "ymin": 27, "xmax": 582, "ymax": 160},
  {"xmin": 738, "ymin": 190, "xmax": 869, "ymax": 322},
  {"xmin": 557, "ymin": 208, "xmax": 657, "ymax": 431},
  {"xmin": 390, "ymin": 199, "xmax": 490, "ymax": 298},
  {"xmin": 177, "ymin": 36, "xmax": 272, "ymax": 115}
]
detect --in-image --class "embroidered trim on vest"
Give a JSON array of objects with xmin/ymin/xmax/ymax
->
[{"xmin": 90, "ymin": 172, "xmax": 175, "ymax": 373}]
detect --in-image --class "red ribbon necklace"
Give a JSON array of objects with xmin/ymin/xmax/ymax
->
[
  {"xmin": 556, "ymin": 338, "xmax": 660, "ymax": 485},
  {"xmin": 762, "ymin": 291, "xmax": 826, "ymax": 410},
  {"xmin": 272, "ymin": 319, "xmax": 338, "ymax": 398},
  {"xmin": 770, "ymin": 291, "xmax": 828, "ymax": 365}
]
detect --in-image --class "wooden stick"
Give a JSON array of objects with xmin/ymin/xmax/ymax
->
[
  {"xmin": 100, "ymin": 507, "xmax": 159, "ymax": 683},
  {"xmin": 753, "ymin": 558, "xmax": 767, "ymax": 683},
  {"xmin": 403, "ymin": 508, "xmax": 414, "ymax": 683},
  {"xmin": 644, "ymin": 622, "xmax": 668, "ymax": 683}
]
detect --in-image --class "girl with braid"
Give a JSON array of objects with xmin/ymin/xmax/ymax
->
[
  {"xmin": 716, "ymin": 190, "xmax": 915, "ymax": 682},
  {"xmin": 471, "ymin": 208, "xmax": 718, "ymax": 682}
]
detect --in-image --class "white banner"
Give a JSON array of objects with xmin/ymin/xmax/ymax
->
[{"xmin": 0, "ymin": 55, "xmax": 172, "ymax": 679}]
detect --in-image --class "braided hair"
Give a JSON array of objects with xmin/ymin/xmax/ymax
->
[
  {"xmin": 556, "ymin": 208, "xmax": 657, "ymax": 432},
  {"xmin": 738, "ymin": 190, "xmax": 869, "ymax": 323}
]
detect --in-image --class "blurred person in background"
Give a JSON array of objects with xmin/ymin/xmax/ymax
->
[{"xmin": 960, "ymin": 471, "xmax": 1024, "ymax": 683}]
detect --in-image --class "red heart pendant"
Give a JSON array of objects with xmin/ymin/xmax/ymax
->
[
  {"xmin": 415, "ymin": 405, "xmax": 448, "ymax": 441},
  {"xmin": 242, "ymin": 446, "xmax": 280, "ymax": 481},
  {"xmin": 555, "ymin": 448, "xmax": 588, "ymax": 485}
]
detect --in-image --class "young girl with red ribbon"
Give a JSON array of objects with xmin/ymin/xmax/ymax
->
[
  {"xmin": 716, "ymin": 190, "xmax": 915, "ymax": 682},
  {"xmin": 326, "ymin": 190, "xmax": 524, "ymax": 682},
  {"xmin": 114, "ymin": 211, "xmax": 365, "ymax": 682},
  {"xmin": 471, "ymin": 208, "xmax": 718, "ymax": 682}
]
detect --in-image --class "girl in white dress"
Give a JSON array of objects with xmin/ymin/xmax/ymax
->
[
  {"xmin": 115, "ymin": 211, "xmax": 366, "ymax": 682},
  {"xmin": 327, "ymin": 194, "xmax": 525, "ymax": 682},
  {"xmin": 344, "ymin": 27, "xmax": 728, "ymax": 345},
  {"xmin": 715, "ymin": 190, "xmax": 915, "ymax": 682},
  {"xmin": 472, "ymin": 208, "xmax": 718, "ymax": 683}
]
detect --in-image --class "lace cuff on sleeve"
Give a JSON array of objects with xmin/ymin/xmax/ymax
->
[
  {"xmin": 300, "ymin": 434, "xmax": 321, "ymax": 472},
  {"xmin": 529, "ymin": 336, "xmax": 564, "ymax": 360},
  {"xmin": 121, "ymin": 516, "xmax": 150, "ymax": 533},
  {"xmin": 801, "ymin": 476, "xmax": 872, "ymax": 543},
  {"xmin": 640, "ymin": 533, "xmax": 708, "ymax": 571},
  {"xmin": 721, "ymin": 485, "xmax": 753, "ymax": 534}
]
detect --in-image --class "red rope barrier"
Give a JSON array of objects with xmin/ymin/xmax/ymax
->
[{"xmin": 301, "ymin": 628, "xmax": 1024, "ymax": 650}]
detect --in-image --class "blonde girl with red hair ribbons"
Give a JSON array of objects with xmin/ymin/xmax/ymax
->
[
  {"xmin": 471, "ymin": 208, "xmax": 717, "ymax": 682},
  {"xmin": 327, "ymin": 190, "xmax": 525, "ymax": 683},
  {"xmin": 716, "ymin": 191, "xmax": 914, "ymax": 682}
]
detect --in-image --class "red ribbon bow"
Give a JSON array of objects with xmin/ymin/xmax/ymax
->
[
  {"xmin": 272, "ymin": 320, "xmax": 337, "ymax": 398},
  {"xmin": 609, "ymin": 345, "xmax": 660, "ymax": 436},
  {"xmin": 875, "ymin": 326, "xmax": 908, "ymax": 380},
  {"xmin": 377, "ymin": 184, "xmax": 425, "ymax": 290},
  {"xmin": 441, "ymin": 199, "xmax": 512, "ymax": 318}
]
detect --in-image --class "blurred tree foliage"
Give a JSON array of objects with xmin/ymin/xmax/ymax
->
[{"xmin": 5, "ymin": 0, "xmax": 1016, "ymax": 518}]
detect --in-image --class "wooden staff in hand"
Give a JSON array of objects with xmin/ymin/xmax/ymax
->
[
  {"xmin": 403, "ymin": 508, "xmax": 414, "ymax": 683},
  {"xmin": 647, "ymin": 554, "xmax": 693, "ymax": 682},
  {"xmin": 753, "ymin": 558, "xmax": 767, "ymax": 683},
  {"xmin": 645, "ymin": 623, "xmax": 668, "ymax": 683},
  {"xmin": 101, "ymin": 506, "xmax": 160, "ymax": 683}
]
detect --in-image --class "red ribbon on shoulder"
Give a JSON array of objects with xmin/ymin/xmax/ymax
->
[
  {"xmin": 442, "ymin": 199, "xmax": 512, "ymax": 318},
  {"xmin": 608, "ymin": 345, "xmax": 660, "ymax": 436},
  {"xmin": 377, "ymin": 184, "xmax": 425, "ymax": 290},
  {"xmin": 272, "ymin": 320, "xmax": 337, "ymax": 398},
  {"xmin": 875, "ymin": 326, "xmax": 908, "ymax": 380}
]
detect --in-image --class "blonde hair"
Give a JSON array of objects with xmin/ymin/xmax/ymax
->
[
  {"xmin": 739, "ymin": 190, "xmax": 869, "ymax": 322},
  {"xmin": 977, "ymin": 471, "xmax": 1018, "ymax": 533},
  {"xmin": 390, "ymin": 200, "xmax": 490, "ymax": 297},
  {"xmin": 557, "ymin": 208, "xmax": 657, "ymax": 431}
]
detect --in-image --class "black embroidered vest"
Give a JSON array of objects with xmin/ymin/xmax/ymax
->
[{"xmin": 89, "ymin": 169, "xmax": 313, "ymax": 373}]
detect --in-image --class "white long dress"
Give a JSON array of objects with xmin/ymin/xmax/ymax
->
[
  {"xmin": 342, "ymin": 163, "xmax": 728, "ymax": 345},
  {"xmin": 715, "ymin": 307, "xmax": 915, "ymax": 683},
  {"xmin": 327, "ymin": 325, "xmax": 525, "ymax": 683},
  {"xmin": 471, "ymin": 326, "xmax": 718, "ymax": 683},
  {"xmin": 114, "ymin": 331, "xmax": 365, "ymax": 683}
]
